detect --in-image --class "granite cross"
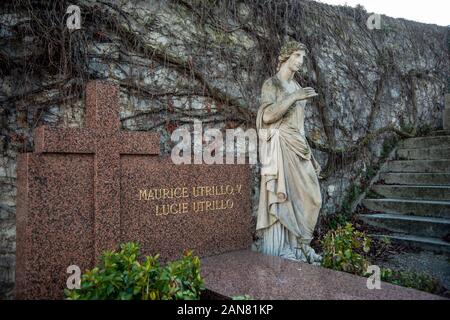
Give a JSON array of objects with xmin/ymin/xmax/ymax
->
[{"xmin": 33, "ymin": 80, "xmax": 160, "ymax": 258}]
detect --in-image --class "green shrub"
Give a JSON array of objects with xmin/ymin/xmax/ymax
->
[
  {"xmin": 64, "ymin": 242, "xmax": 204, "ymax": 300},
  {"xmin": 380, "ymin": 267, "xmax": 443, "ymax": 294},
  {"xmin": 321, "ymin": 223, "xmax": 371, "ymax": 276},
  {"xmin": 320, "ymin": 223, "xmax": 446, "ymax": 295}
]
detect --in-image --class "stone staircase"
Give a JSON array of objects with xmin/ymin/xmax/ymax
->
[{"xmin": 359, "ymin": 130, "xmax": 450, "ymax": 254}]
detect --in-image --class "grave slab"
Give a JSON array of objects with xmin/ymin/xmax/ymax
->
[{"xmin": 201, "ymin": 250, "xmax": 446, "ymax": 300}]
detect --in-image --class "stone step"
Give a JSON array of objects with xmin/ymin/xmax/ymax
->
[
  {"xmin": 398, "ymin": 136, "xmax": 450, "ymax": 149},
  {"xmin": 362, "ymin": 198, "xmax": 450, "ymax": 218},
  {"xmin": 379, "ymin": 172, "xmax": 450, "ymax": 186},
  {"xmin": 201, "ymin": 250, "xmax": 445, "ymax": 300},
  {"xmin": 396, "ymin": 147, "xmax": 450, "ymax": 160},
  {"xmin": 384, "ymin": 160, "xmax": 450, "ymax": 173},
  {"xmin": 371, "ymin": 185, "xmax": 450, "ymax": 201},
  {"xmin": 429, "ymin": 130, "xmax": 450, "ymax": 136},
  {"xmin": 370, "ymin": 234, "xmax": 450, "ymax": 254},
  {"xmin": 359, "ymin": 213, "xmax": 450, "ymax": 238}
]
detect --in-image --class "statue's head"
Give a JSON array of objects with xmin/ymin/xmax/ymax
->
[{"xmin": 277, "ymin": 41, "xmax": 308, "ymax": 72}]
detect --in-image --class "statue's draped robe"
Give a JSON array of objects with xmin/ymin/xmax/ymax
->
[{"xmin": 256, "ymin": 76, "xmax": 322, "ymax": 259}]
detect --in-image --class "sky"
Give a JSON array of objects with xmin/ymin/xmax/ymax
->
[{"xmin": 315, "ymin": 0, "xmax": 449, "ymax": 26}]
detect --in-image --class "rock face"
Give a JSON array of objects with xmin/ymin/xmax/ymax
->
[{"xmin": 0, "ymin": 1, "xmax": 449, "ymax": 298}]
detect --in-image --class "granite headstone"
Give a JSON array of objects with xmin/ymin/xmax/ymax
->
[{"xmin": 15, "ymin": 81, "xmax": 252, "ymax": 299}]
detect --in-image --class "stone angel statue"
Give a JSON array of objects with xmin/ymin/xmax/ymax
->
[{"xmin": 256, "ymin": 41, "xmax": 323, "ymax": 264}]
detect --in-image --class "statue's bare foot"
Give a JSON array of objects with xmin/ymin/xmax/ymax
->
[{"xmin": 297, "ymin": 244, "xmax": 322, "ymax": 265}]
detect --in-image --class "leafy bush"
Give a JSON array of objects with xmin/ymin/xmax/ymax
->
[
  {"xmin": 380, "ymin": 267, "xmax": 444, "ymax": 295},
  {"xmin": 320, "ymin": 222, "xmax": 447, "ymax": 296},
  {"xmin": 321, "ymin": 223, "xmax": 371, "ymax": 276},
  {"xmin": 65, "ymin": 242, "xmax": 204, "ymax": 300},
  {"xmin": 321, "ymin": 225, "xmax": 446, "ymax": 295}
]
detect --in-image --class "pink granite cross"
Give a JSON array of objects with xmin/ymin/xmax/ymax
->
[{"xmin": 33, "ymin": 80, "xmax": 160, "ymax": 259}]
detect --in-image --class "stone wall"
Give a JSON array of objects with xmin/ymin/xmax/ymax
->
[{"xmin": 0, "ymin": 0, "xmax": 448, "ymax": 298}]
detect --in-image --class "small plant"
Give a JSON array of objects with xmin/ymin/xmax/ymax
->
[
  {"xmin": 365, "ymin": 165, "xmax": 377, "ymax": 182},
  {"xmin": 380, "ymin": 136, "xmax": 399, "ymax": 160},
  {"xmin": 399, "ymin": 118, "xmax": 416, "ymax": 135},
  {"xmin": 232, "ymin": 294, "xmax": 252, "ymax": 300},
  {"xmin": 321, "ymin": 223, "xmax": 371, "ymax": 276},
  {"xmin": 64, "ymin": 242, "xmax": 204, "ymax": 300},
  {"xmin": 380, "ymin": 267, "xmax": 444, "ymax": 295}
]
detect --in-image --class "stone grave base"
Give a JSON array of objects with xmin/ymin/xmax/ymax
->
[{"xmin": 201, "ymin": 250, "xmax": 445, "ymax": 300}]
